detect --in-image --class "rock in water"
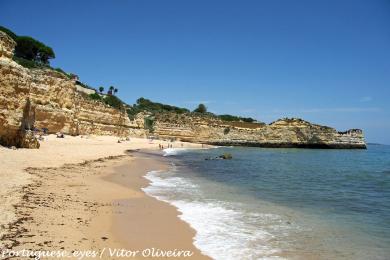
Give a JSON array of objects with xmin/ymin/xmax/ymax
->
[
  {"xmin": 206, "ymin": 153, "xmax": 233, "ymax": 160},
  {"xmin": 219, "ymin": 153, "xmax": 233, "ymax": 159}
]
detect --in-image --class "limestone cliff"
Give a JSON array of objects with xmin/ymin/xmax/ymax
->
[
  {"xmin": 0, "ymin": 31, "xmax": 366, "ymax": 149},
  {"xmin": 151, "ymin": 113, "xmax": 366, "ymax": 149},
  {"xmin": 0, "ymin": 31, "xmax": 143, "ymax": 147}
]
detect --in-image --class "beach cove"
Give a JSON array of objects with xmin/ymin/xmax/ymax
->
[
  {"xmin": 0, "ymin": 135, "xmax": 210, "ymax": 259},
  {"xmin": 1, "ymin": 1, "xmax": 389, "ymax": 259}
]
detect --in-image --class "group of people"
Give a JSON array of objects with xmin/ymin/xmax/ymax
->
[
  {"xmin": 32, "ymin": 127, "xmax": 49, "ymax": 141},
  {"xmin": 158, "ymin": 143, "xmax": 174, "ymax": 150}
]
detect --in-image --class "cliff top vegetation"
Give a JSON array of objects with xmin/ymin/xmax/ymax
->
[
  {"xmin": 0, "ymin": 26, "xmax": 54, "ymax": 65},
  {"xmin": 1, "ymin": 26, "xmax": 260, "ymax": 125},
  {"xmin": 0, "ymin": 25, "xmax": 73, "ymax": 80}
]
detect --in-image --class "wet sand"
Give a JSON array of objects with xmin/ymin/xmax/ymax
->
[
  {"xmin": 108, "ymin": 151, "xmax": 210, "ymax": 259},
  {"xmin": 1, "ymin": 144, "xmax": 210, "ymax": 259}
]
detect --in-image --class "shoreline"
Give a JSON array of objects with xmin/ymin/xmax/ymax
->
[
  {"xmin": 107, "ymin": 150, "xmax": 210, "ymax": 259},
  {"xmin": 0, "ymin": 135, "xmax": 209, "ymax": 259}
]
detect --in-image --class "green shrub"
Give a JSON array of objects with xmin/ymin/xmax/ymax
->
[
  {"xmin": 76, "ymin": 81, "xmax": 96, "ymax": 91},
  {"xmin": 144, "ymin": 116, "xmax": 155, "ymax": 132},
  {"xmin": 218, "ymin": 114, "xmax": 255, "ymax": 123},
  {"xmin": 136, "ymin": 97, "xmax": 189, "ymax": 114},
  {"xmin": 52, "ymin": 67, "xmax": 73, "ymax": 79},
  {"xmin": 104, "ymin": 95, "xmax": 123, "ymax": 109},
  {"xmin": 241, "ymin": 117, "xmax": 255, "ymax": 123},
  {"xmin": 53, "ymin": 67, "xmax": 66, "ymax": 74},
  {"xmin": 127, "ymin": 106, "xmax": 141, "ymax": 120},
  {"xmin": 219, "ymin": 114, "xmax": 239, "ymax": 122},
  {"xmin": 194, "ymin": 103, "xmax": 207, "ymax": 113},
  {"xmin": 89, "ymin": 91, "xmax": 125, "ymax": 110},
  {"xmin": 89, "ymin": 93, "xmax": 102, "ymax": 101},
  {"xmin": 13, "ymin": 56, "xmax": 45, "ymax": 69}
]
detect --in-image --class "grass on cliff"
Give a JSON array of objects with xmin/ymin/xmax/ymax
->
[
  {"xmin": 12, "ymin": 57, "xmax": 73, "ymax": 78},
  {"xmin": 135, "ymin": 97, "xmax": 190, "ymax": 114},
  {"xmin": 13, "ymin": 56, "xmax": 46, "ymax": 69},
  {"xmin": 77, "ymin": 81, "xmax": 97, "ymax": 91},
  {"xmin": 218, "ymin": 114, "xmax": 256, "ymax": 123},
  {"xmin": 125, "ymin": 97, "xmax": 262, "ymax": 125},
  {"xmin": 126, "ymin": 98, "xmax": 191, "ymax": 120},
  {"xmin": 88, "ymin": 93, "xmax": 125, "ymax": 110}
]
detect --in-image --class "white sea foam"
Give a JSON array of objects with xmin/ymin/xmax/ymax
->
[
  {"xmin": 162, "ymin": 148, "xmax": 191, "ymax": 156},
  {"xmin": 143, "ymin": 170, "xmax": 287, "ymax": 260},
  {"xmin": 163, "ymin": 147, "xmax": 216, "ymax": 157}
]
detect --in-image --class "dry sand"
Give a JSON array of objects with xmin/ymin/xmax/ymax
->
[{"xmin": 0, "ymin": 135, "xmax": 210, "ymax": 259}]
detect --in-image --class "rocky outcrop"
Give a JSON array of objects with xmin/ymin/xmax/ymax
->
[
  {"xmin": 0, "ymin": 31, "xmax": 366, "ymax": 149},
  {"xmin": 18, "ymin": 98, "xmax": 40, "ymax": 148},
  {"xmin": 0, "ymin": 31, "xmax": 15, "ymax": 59},
  {"xmin": 151, "ymin": 113, "xmax": 366, "ymax": 149},
  {"xmin": 17, "ymin": 130, "xmax": 40, "ymax": 149}
]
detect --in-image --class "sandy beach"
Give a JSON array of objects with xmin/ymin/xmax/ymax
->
[
  {"xmin": 1, "ymin": 2, "xmax": 387, "ymax": 258},
  {"xmin": 0, "ymin": 135, "xmax": 210, "ymax": 259}
]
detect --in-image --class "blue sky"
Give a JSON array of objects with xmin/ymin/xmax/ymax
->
[{"xmin": 1, "ymin": 0, "xmax": 389, "ymax": 144}]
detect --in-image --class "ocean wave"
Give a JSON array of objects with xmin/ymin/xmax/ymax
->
[
  {"xmin": 162, "ymin": 146, "xmax": 217, "ymax": 157},
  {"xmin": 162, "ymin": 148, "xmax": 191, "ymax": 157},
  {"xmin": 143, "ymin": 170, "xmax": 287, "ymax": 260}
]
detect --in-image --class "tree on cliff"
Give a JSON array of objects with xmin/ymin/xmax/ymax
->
[
  {"xmin": 0, "ymin": 26, "xmax": 55, "ymax": 65},
  {"xmin": 194, "ymin": 103, "xmax": 207, "ymax": 113},
  {"xmin": 99, "ymin": 86, "xmax": 104, "ymax": 93},
  {"xmin": 114, "ymin": 88, "xmax": 118, "ymax": 95},
  {"xmin": 108, "ymin": 86, "xmax": 114, "ymax": 95}
]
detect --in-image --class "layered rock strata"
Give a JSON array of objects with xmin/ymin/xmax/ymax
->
[
  {"xmin": 152, "ymin": 113, "xmax": 366, "ymax": 149},
  {"xmin": 0, "ymin": 31, "xmax": 143, "ymax": 147},
  {"xmin": 0, "ymin": 31, "xmax": 366, "ymax": 149}
]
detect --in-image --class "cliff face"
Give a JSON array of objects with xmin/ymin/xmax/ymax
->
[
  {"xmin": 0, "ymin": 32, "xmax": 143, "ymax": 147},
  {"xmin": 152, "ymin": 113, "xmax": 366, "ymax": 149},
  {"xmin": 0, "ymin": 31, "xmax": 366, "ymax": 149}
]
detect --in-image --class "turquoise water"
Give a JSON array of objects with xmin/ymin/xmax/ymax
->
[{"xmin": 144, "ymin": 145, "xmax": 390, "ymax": 259}]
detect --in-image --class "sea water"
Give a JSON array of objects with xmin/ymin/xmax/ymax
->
[{"xmin": 143, "ymin": 145, "xmax": 390, "ymax": 259}]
